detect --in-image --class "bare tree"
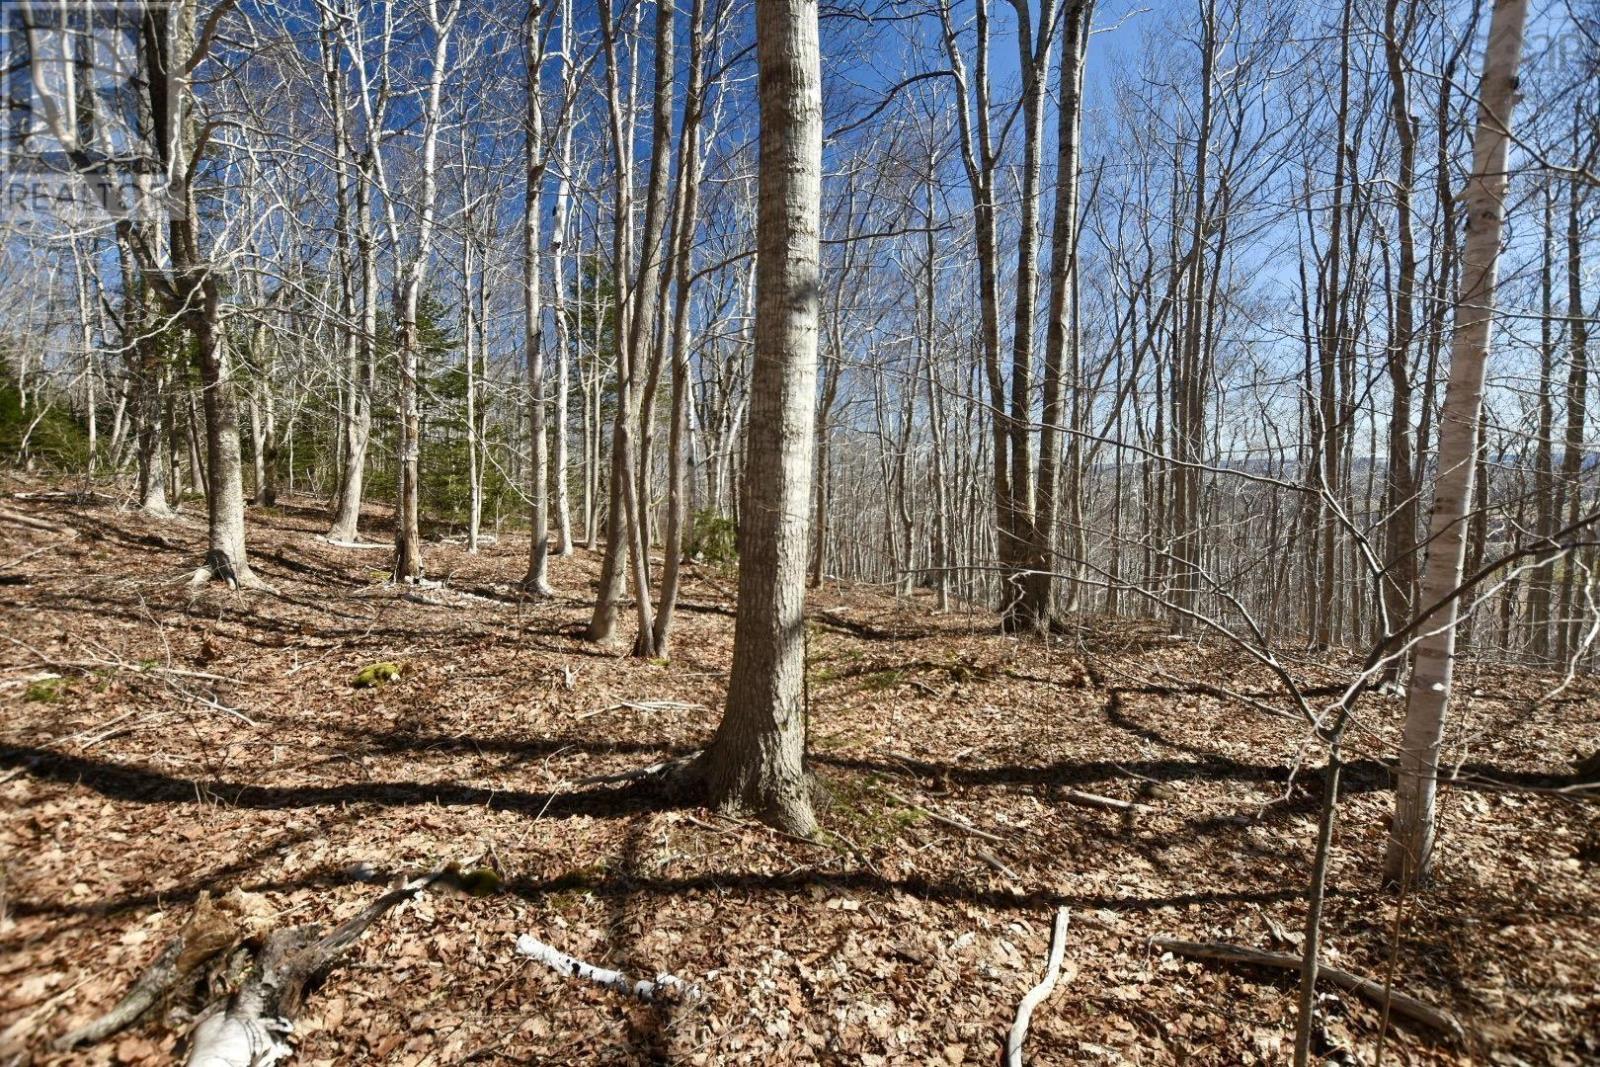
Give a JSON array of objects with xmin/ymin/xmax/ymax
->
[
  {"xmin": 522, "ymin": 0, "xmax": 556, "ymax": 593},
  {"xmin": 1386, "ymin": 0, "xmax": 1530, "ymax": 888},
  {"xmin": 691, "ymin": 0, "xmax": 824, "ymax": 836}
]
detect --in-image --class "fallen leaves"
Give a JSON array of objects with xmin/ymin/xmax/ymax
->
[{"xmin": 0, "ymin": 489, "xmax": 1595, "ymax": 1065}]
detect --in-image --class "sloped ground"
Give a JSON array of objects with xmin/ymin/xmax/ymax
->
[{"xmin": 1, "ymin": 479, "xmax": 1596, "ymax": 1066}]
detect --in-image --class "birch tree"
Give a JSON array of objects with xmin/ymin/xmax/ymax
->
[{"xmin": 1386, "ymin": 0, "xmax": 1530, "ymax": 887}]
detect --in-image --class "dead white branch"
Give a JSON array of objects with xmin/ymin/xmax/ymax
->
[
  {"xmin": 1006, "ymin": 906, "xmax": 1071, "ymax": 1067},
  {"xmin": 514, "ymin": 934, "xmax": 702, "ymax": 1002},
  {"xmin": 185, "ymin": 867, "xmax": 462, "ymax": 1067},
  {"xmin": 1059, "ymin": 789, "xmax": 1151, "ymax": 813}
]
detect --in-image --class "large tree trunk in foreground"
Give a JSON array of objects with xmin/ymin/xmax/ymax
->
[
  {"xmin": 694, "ymin": 0, "xmax": 822, "ymax": 837},
  {"xmin": 1385, "ymin": 0, "xmax": 1528, "ymax": 887}
]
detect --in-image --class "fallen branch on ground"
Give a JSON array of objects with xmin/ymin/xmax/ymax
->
[
  {"xmin": 0, "ymin": 507, "xmax": 78, "ymax": 537},
  {"xmin": 1059, "ymin": 788, "xmax": 1151, "ymax": 813},
  {"xmin": 1150, "ymin": 938, "xmax": 1467, "ymax": 1044},
  {"xmin": 515, "ymin": 934, "xmax": 702, "ymax": 1002},
  {"xmin": 1006, "ymin": 907, "xmax": 1072, "ymax": 1067},
  {"xmin": 577, "ymin": 757, "xmax": 691, "ymax": 786},
  {"xmin": 882, "ymin": 788, "xmax": 1008, "ymax": 845},
  {"xmin": 576, "ymin": 700, "xmax": 706, "ymax": 720},
  {"xmin": 976, "ymin": 848, "xmax": 1020, "ymax": 881},
  {"xmin": 184, "ymin": 864, "xmax": 468, "ymax": 1066}
]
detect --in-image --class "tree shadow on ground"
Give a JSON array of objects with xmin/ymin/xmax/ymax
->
[
  {"xmin": 503, "ymin": 865, "xmax": 1314, "ymax": 919},
  {"xmin": 0, "ymin": 745, "xmax": 667, "ymax": 822},
  {"xmin": 609, "ymin": 814, "xmax": 676, "ymax": 1063}
]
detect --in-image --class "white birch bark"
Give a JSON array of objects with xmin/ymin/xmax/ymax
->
[{"xmin": 1385, "ymin": 0, "xmax": 1529, "ymax": 887}]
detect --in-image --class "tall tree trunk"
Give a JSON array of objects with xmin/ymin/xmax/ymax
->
[
  {"xmin": 122, "ymin": 234, "xmax": 172, "ymax": 517},
  {"xmin": 588, "ymin": 0, "xmax": 645, "ymax": 643},
  {"xmin": 1556, "ymin": 174, "xmax": 1590, "ymax": 663},
  {"xmin": 1386, "ymin": 0, "xmax": 1528, "ymax": 887},
  {"xmin": 1527, "ymin": 184, "xmax": 1558, "ymax": 660},
  {"xmin": 939, "ymin": 0, "xmax": 1015, "ymax": 621},
  {"xmin": 998, "ymin": 0, "xmax": 1058, "ymax": 630},
  {"xmin": 1378, "ymin": 0, "xmax": 1420, "ymax": 677},
  {"xmin": 551, "ymin": 33, "xmax": 576, "ymax": 559},
  {"xmin": 1024, "ymin": 0, "xmax": 1092, "ymax": 629},
  {"xmin": 190, "ymin": 283, "xmax": 258, "ymax": 587},
  {"xmin": 653, "ymin": 0, "xmax": 713, "ymax": 658},
  {"xmin": 326, "ymin": 144, "xmax": 377, "ymax": 543},
  {"xmin": 393, "ymin": 293, "xmax": 425, "ymax": 580},
  {"xmin": 389, "ymin": 0, "xmax": 456, "ymax": 583},
  {"xmin": 523, "ymin": 0, "xmax": 554, "ymax": 593},
  {"xmin": 694, "ymin": 0, "xmax": 822, "ymax": 838},
  {"xmin": 463, "ymin": 227, "xmax": 482, "ymax": 553},
  {"xmin": 922, "ymin": 160, "xmax": 952, "ymax": 612},
  {"xmin": 1170, "ymin": 0, "xmax": 1216, "ymax": 635}
]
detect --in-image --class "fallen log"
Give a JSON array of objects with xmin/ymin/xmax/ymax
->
[
  {"xmin": 56, "ymin": 891, "xmax": 269, "ymax": 1050},
  {"xmin": 515, "ymin": 933, "xmax": 702, "ymax": 1002},
  {"xmin": 323, "ymin": 538, "xmax": 392, "ymax": 550},
  {"xmin": 1006, "ymin": 907, "xmax": 1071, "ymax": 1067},
  {"xmin": 58, "ymin": 863, "xmax": 477, "ymax": 1066},
  {"xmin": 1150, "ymin": 938, "xmax": 1467, "ymax": 1044},
  {"xmin": 185, "ymin": 869, "xmax": 456, "ymax": 1066}
]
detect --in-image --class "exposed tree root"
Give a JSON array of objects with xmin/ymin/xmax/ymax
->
[
  {"xmin": 1150, "ymin": 937, "xmax": 1467, "ymax": 1044},
  {"xmin": 576, "ymin": 756, "xmax": 695, "ymax": 788},
  {"xmin": 189, "ymin": 551, "xmax": 271, "ymax": 591}
]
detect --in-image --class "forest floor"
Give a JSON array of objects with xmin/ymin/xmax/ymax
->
[{"xmin": 1, "ymin": 479, "xmax": 1597, "ymax": 1067}]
